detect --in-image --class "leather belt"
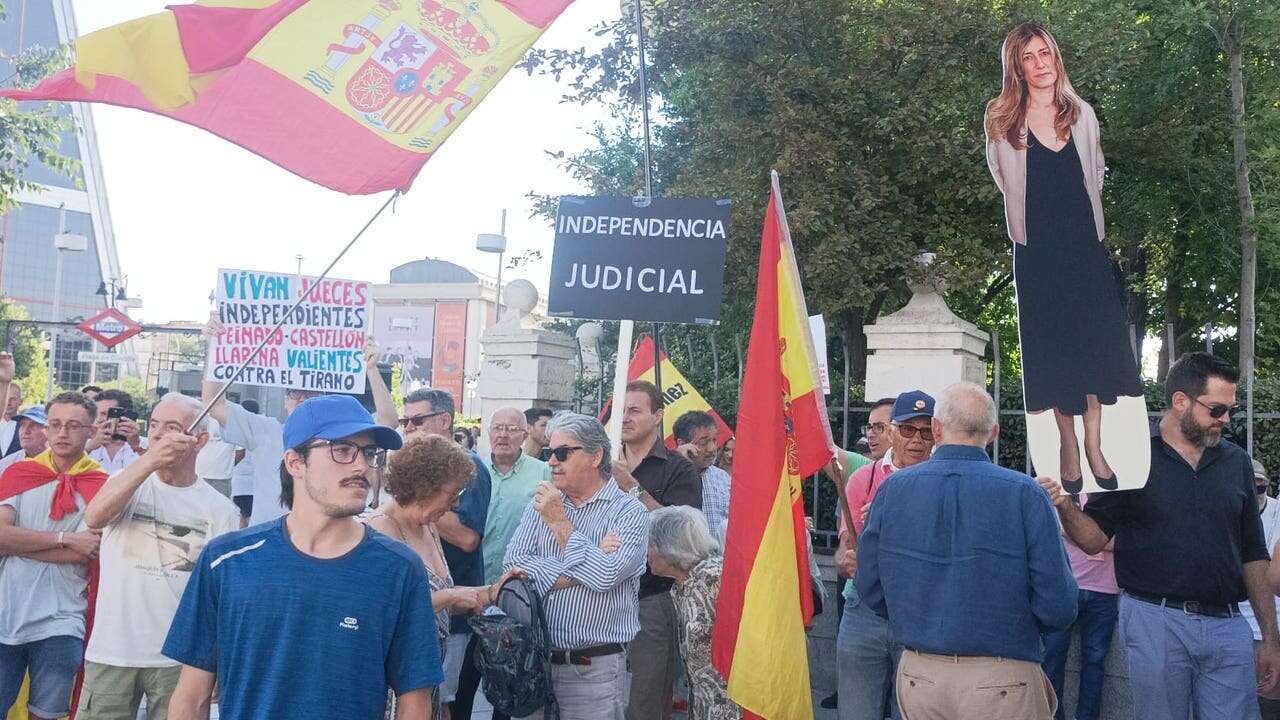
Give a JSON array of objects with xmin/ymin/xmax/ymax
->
[
  {"xmin": 1127, "ymin": 590, "xmax": 1239, "ymax": 619},
  {"xmin": 549, "ymin": 643, "xmax": 625, "ymax": 666}
]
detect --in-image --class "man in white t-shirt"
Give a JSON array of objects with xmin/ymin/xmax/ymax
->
[
  {"xmin": 87, "ymin": 389, "xmax": 144, "ymax": 475},
  {"xmin": 79, "ymin": 393, "xmax": 240, "ymax": 720},
  {"xmin": 193, "ymin": 417, "xmax": 238, "ymax": 499}
]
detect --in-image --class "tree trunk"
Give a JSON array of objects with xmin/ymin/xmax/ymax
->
[
  {"xmin": 842, "ymin": 310, "xmax": 868, "ymax": 385},
  {"xmin": 1121, "ymin": 223, "xmax": 1148, "ymax": 366},
  {"xmin": 1158, "ymin": 233, "xmax": 1188, "ymax": 383},
  {"xmin": 1228, "ymin": 24, "xmax": 1257, "ymax": 378}
]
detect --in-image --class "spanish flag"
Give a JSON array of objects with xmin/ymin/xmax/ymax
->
[
  {"xmin": 599, "ymin": 334, "xmax": 734, "ymax": 448},
  {"xmin": 712, "ymin": 172, "xmax": 834, "ymax": 719},
  {"xmin": 0, "ymin": 0, "xmax": 576, "ymax": 195}
]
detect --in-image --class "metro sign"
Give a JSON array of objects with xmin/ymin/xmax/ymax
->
[{"xmin": 78, "ymin": 308, "xmax": 142, "ymax": 349}]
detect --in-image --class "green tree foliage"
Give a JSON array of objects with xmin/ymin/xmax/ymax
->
[{"xmin": 0, "ymin": 297, "xmax": 53, "ymax": 402}]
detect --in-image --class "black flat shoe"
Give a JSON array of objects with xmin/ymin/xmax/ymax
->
[
  {"xmin": 1094, "ymin": 474, "xmax": 1118, "ymax": 491},
  {"xmin": 819, "ymin": 694, "xmax": 838, "ymax": 710},
  {"xmin": 1062, "ymin": 475, "xmax": 1084, "ymax": 495}
]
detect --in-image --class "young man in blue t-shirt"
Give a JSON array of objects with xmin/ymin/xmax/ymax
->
[{"xmin": 162, "ymin": 395, "xmax": 442, "ymax": 720}]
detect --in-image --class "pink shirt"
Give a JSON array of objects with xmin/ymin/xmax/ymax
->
[
  {"xmin": 840, "ymin": 456, "xmax": 895, "ymax": 538},
  {"xmin": 1063, "ymin": 494, "xmax": 1118, "ymax": 594}
]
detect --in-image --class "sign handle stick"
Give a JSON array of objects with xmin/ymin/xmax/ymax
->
[
  {"xmin": 609, "ymin": 320, "xmax": 635, "ymax": 459},
  {"xmin": 653, "ymin": 323, "xmax": 664, "ymax": 439},
  {"xmin": 188, "ymin": 190, "xmax": 401, "ymax": 433}
]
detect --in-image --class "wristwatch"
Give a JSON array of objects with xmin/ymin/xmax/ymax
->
[{"xmin": 627, "ymin": 485, "xmax": 645, "ymax": 499}]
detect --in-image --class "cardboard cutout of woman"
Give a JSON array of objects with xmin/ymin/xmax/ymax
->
[{"xmin": 984, "ymin": 23, "xmax": 1148, "ymax": 494}]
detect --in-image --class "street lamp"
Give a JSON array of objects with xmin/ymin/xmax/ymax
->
[
  {"xmin": 48, "ymin": 216, "xmax": 88, "ymax": 401},
  {"xmin": 575, "ymin": 322, "xmax": 604, "ymax": 414},
  {"xmin": 476, "ymin": 209, "xmax": 507, "ymax": 321}
]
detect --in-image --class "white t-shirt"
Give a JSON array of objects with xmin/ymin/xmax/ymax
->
[
  {"xmin": 194, "ymin": 419, "xmax": 237, "ymax": 481},
  {"xmin": 0, "ymin": 479, "xmax": 91, "ymax": 644},
  {"xmin": 1242, "ymin": 495, "xmax": 1280, "ymax": 641},
  {"xmin": 220, "ymin": 401, "xmax": 286, "ymax": 527},
  {"xmin": 0, "ymin": 419, "xmax": 16, "ymax": 458},
  {"xmin": 90, "ymin": 443, "xmax": 141, "ymax": 475},
  {"xmin": 0, "ymin": 450, "xmax": 30, "ymax": 475},
  {"xmin": 86, "ymin": 474, "xmax": 240, "ymax": 667},
  {"xmin": 230, "ymin": 452, "xmax": 255, "ymax": 498}
]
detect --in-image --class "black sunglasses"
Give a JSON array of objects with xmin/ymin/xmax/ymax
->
[
  {"xmin": 398, "ymin": 411, "xmax": 448, "ymax": 428},
  {"xmin": 547, "ymin": 446, "xmax": 584, "ymax": 462},
  {"xmin": 1193, "ymin": 398, "xmax": 1240, "ymax": 420}
]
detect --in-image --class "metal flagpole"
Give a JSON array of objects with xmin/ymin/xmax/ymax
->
[
  {"xmin": 189, "ymin": 190, "xmax": 402, "ymax": 432},
  {"xmin": 609, "ymin": 0, "xmax": 659, "ymax": 456}
]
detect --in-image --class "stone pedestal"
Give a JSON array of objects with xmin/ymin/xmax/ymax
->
[{"xmin": 864, "ymin": 256, "xmax": 988, "ymax": 401}]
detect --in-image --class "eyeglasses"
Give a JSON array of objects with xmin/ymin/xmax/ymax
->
[
  {"xmin": 398, "ymin": 412, "xmax": 447, "ymax": 428},
  {"xmin": 547, "ymin": 446, "xmax": 584, "ymax": 462},
  {"xmin": 1193, "ymin": 398, "xmax": 1239, "ymax": 420},
  {"xmin": 490, "ymin": 424, "xmax": 524, "ymax": 435},
  {"xmin": 861, "ymin": 422, "xmax": 888, "ymax": 437},
  {"xmin": 47, "ymin": 421, "xmax": 89, "ymax": 434},
  {"xmin": 893, "ymin": 423, "xmax": 934, "ymax": 441},
  {"xmin": 306, "ymin": 440, "xmax": 387, "ymax": 469}
]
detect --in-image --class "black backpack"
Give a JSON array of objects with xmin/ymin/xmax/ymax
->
[{"xmin": 467, "ymin": 577, "xmax": 559, "ymax": 719}]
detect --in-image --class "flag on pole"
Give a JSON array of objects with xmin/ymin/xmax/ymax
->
[
  {"xmin": 711, "ymin": 172, "xmax": 835, "ymax": 719},
  {"xmin": 0, "ymin": 0, "xmax": 576, "ymax": 195},
  {"xmin": 598, "ymin": 334, "xmax": 734, "ymax": 448}
]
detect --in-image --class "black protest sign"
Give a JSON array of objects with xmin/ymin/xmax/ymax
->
[{"xmin": 547, "ymin": 196, "xmax": 730, "ymax": 324}]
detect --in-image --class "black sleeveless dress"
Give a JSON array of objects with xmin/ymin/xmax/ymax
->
[{"xmin": 1013, "ymin": 131, "xmax": 1142, "ymax": 415}]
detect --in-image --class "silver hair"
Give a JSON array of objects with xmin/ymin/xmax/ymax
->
[
  {"xmin": 546, "ymin": 411, "xmax": 611, "ymax": 478},
  {"xmin": 158, "ymin": 392, "xmax": 212, "ymax": 435},
  {"xmin": 934, "ymin": 382, "xmax": 997, "ymax": 440},
  {"xmin": 649, "ymin": 505, "xmax": 717, "ymax": 571}
]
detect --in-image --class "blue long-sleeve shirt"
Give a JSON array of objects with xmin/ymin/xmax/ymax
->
[{"xmin": 855, "ymin": 444, "xmax": 1077, "ymax": 662}]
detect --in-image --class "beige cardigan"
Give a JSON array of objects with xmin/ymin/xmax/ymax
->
[{"xmin": 985, "ymin": 100, "xmax": 1106, "ymax": 245}]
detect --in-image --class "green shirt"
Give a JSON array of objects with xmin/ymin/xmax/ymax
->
[
  {"xmin": 482, "ymin": 452, "xmax": 551, "ymax": 584},
  {"xmin": 841, "ymin": 450, "xmax": 873, "ymax": 600}
]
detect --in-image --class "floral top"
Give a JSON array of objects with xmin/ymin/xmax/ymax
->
[{"xmin": 670, "ymin": 556, "xmax": 742, "ymax": 720}]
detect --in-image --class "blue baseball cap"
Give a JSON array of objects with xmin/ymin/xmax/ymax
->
[
  {"xmin": 891, "ymin": 390, "xmax": 935, "ymax": 423},
  {"xmin": 282, "ymin": 395, "xmax": 403, "ymax": 451},
  {"xmin": 14, "ymin": 406, "xmax": 48, "ymax": 427}
]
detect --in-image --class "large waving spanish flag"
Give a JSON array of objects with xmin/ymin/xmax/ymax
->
[
  {"xmin": 0, "ymin": 0, "xmax": 575, "ymax": 194},
  {"xmin": 712, "ymin": 172, "xmax": 835, "ymax": 719}
]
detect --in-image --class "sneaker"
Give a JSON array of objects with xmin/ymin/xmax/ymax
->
[{"xmin": 819, "ymin": 693, "xmax": 838, "ymax": 710}]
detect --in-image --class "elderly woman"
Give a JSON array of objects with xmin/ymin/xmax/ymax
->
[
  {"xmin": 366, "ymin": 434, "xmax": 515, "ymax": 720},
  {"xmin": 648, "ymin": 506, "xmax": 742, "ymax": 720}
]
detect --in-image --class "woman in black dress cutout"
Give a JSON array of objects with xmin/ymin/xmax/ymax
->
[{"xmin": 985, "ymin": 23, "xmax": 1142, "ymax": 493}]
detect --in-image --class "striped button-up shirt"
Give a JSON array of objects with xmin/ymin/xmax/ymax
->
[
  {"xmin": 504, "ymin": 478, "xmax": 650, "ymax": 650},
  {"xmin": 700, "ymin": 465, "xmax": 732, "ymax": 540}
]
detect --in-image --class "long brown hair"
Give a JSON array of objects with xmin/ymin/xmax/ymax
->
[{"xmin": 985, "ymin": 23, "xmax": 1083, "ymax": 150}]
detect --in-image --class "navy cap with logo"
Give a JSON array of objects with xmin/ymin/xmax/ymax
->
[
  {"xmin": 282, "ymin": 394, "xmax": 403, "ymax": 451},
  {"xmin": 891, "ymin": 390, "xmax": 935, "ymax": 423}
]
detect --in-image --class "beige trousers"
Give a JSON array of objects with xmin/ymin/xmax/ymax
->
[{"xmin": 896, "ymin": 649, "xmax": 1057, "ymax": 720}]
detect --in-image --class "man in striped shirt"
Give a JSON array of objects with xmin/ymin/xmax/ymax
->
[{"xmin": 505, "ymin": 412, "xmax": 650, "ymax": 720}]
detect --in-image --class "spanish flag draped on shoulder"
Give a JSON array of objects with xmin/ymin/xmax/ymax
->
[
  {"xmin": 712, "ymin": 172, "xmax": 835, "ymax": 719},
  {"xmin": 0, "ymin": 0, "xmax": 576, "ymax": 195}
]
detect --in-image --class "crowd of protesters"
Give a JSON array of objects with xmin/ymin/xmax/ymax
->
[{"xmin": 2, "ymin": 345, "xmax": 1279, "ymax": 720}]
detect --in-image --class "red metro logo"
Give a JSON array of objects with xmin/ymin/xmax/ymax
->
[{"xmin": 78, "ymin": 308, "xmax": 142, "ymax": 349}]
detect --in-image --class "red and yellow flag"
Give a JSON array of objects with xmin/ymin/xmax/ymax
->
[
  {"xmin": 0, "ymin": 0, "xmax": 576, "ymax": 195},
  {"xmin": 712, "ymin": 172, "xmax": 834, "ymax": 719},
  {"xmin": 599, "ymin": 334, "xmax": 734, "ymax": 448}
]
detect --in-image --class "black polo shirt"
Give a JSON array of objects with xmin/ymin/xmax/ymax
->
[
  {"xmin": 629, "ymin": 437, "xmax": 702, "ymax": 598},
  {"xmin": 1085, "ymin": 426, "xmax": 1268, "ymax": 605}
]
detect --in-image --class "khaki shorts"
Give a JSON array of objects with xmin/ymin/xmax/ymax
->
[{"xmin": 76, "ymin": 662, "xmax": 180, "ymax": 720}]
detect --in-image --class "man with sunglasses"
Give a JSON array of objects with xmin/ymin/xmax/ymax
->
[
  {"xmin": 834, "ymin": 390, "xmax": 934, "ymax": 720},
  {"xmin": 163, "ymin": 394, "xmax": 443, "ymax": 720},
  {"xmin": 397, "ymin": 388, "xmax": 492, "ymax": 715},
  {"xmin": 1043, "ymin": 352, "xmax": 1280, "ymax": 720}
]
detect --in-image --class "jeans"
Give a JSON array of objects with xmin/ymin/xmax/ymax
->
[
  {"xmin": 517, "ymin": 652, "xmax": 630, "ymax": 720},
  {"xmin": 0, "ymin": 636, "xmax": 84, "ymax": 719},
  {"xmin": 837, "ymin": 593, "xmax": 902, "ymax": 720},
  {"xmin": 1118, "ymin": 593, "xmax": 1258, "ymax": 720},
  {"xmin": 1040, "ymin": 589, "xmax": 1118, "ymax": 720}
]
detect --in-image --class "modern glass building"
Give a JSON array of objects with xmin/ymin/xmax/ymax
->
[{"xmin": 0, "ymin": 0, "xmax": 126, "ymax": 389}]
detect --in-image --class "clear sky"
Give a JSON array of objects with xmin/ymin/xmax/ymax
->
[{"xmin": 73, "ymin": 0, "xmax": 619, "ymax": 323}]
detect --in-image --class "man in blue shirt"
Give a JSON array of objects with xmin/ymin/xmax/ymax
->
[
  {"xmin": 163, "ymin": 395, "xmax": 442, "ymax": 720},
  {"xmin": 857, "ymin": 382, "xmax": 1076, "ymax": 720},
  {"xmin": 397, "ymin": 388, "xmax": 491, "ymax": 713}
]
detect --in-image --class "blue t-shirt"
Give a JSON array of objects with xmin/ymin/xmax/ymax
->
[
  {"xmin": 442, "ymin": 452, "xmax": 491, "ymax": 634},
  {"xmin": 162, "ymin": 518, "xmax": 443, "ymax": 720}
]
